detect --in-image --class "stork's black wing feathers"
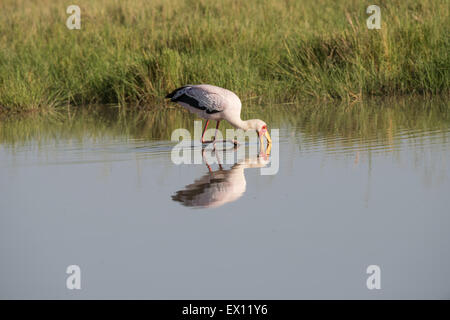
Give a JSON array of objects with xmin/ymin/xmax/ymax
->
[
  {"xmin": 165, "ymin": 85, "xmax": 223, "ymax": 114},
  {"xmin": 174, "ymin": 94, "xmax": 206, "ymax": 111}
]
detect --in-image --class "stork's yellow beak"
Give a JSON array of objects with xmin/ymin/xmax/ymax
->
[
  {"xmin": 259, "ymin": 132, "xmax": 271, "ymax": 158},
  {"xmin": 259, "ymin": 129, "xmax": 272, "ymax": 146},
  {"xmin": 265, "ymin": 140, "xmax": 272, "ymax": 156},
  {"xmin": 264, "ymin": 130, "xmax": 272, "ymax": 144},
  {"xmin": 259, "ymin": 127, "xmax": 272, "ymax": 150}
]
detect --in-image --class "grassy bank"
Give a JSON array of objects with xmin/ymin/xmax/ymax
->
[{"xmin": 0, "ymin": 0, "xmax": 448, "ymax": 113}]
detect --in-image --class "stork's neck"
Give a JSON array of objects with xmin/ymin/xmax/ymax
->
[{"xmin": 228, "ymin": 117, "xmax": 250, "ymax": 131}]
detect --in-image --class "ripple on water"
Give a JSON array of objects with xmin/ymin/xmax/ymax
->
[{"xmin": 294, "ymin": 127, "xmax": 450, "ymax": 157}]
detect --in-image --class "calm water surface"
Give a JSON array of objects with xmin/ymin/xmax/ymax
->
[{"xmin": 1, "ymin": 98, "xmax": 449, "ymax": 299}]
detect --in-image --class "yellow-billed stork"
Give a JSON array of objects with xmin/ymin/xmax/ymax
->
[{"xmin": 165, "ymin": 84, "xmax": 272, "ymax": 146}]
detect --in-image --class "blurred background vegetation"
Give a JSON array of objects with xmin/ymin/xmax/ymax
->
[{"xmin": 0, "ymin": 0, "xmax": 448, "ymax": 113}]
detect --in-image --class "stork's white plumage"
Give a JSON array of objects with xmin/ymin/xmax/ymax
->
[{"xmin": 165, "ymin": 84, "xmax": 272, "ymax": 145}]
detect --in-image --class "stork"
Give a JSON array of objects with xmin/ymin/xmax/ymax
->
[{"xmin": 165, "ymin": 84, "xmax": 272, "ymax": 147}]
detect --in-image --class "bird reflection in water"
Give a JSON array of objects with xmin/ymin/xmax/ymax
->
[{"xmin": 172, "ymin": 143, "xmax": 271, "ymax": 209}]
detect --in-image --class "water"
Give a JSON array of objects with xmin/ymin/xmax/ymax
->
[{"xmin": 1, "ymin": 98, "xmax": 449, "ymax": 299}]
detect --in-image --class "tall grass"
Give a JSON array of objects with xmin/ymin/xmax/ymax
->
[{"xmin": 0, "ymin": 0, "xmax": 448, "ymax": 113}]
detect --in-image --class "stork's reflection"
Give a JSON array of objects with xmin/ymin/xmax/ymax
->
[{"xmin": 172, "ymin": 144, "xmax": 271, "ymax": 208}]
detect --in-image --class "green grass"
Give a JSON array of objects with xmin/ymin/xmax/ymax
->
[{"xmin": 0, "ymin": 0, "xmax": 448, "ymax": 113}]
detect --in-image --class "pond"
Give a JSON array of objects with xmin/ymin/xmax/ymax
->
[{"xmin": 0, "ymin": 97, "xmax": 449, "ymax": 299}]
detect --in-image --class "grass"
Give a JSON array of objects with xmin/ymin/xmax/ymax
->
[{"xmin": 0, "ymin": 0, "xmax": 448, "ymax": 113}]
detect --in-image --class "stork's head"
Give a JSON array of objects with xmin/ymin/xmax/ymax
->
[{"xmin": 246, "ymin": 119, "xmax": 272, "ymax": 145}]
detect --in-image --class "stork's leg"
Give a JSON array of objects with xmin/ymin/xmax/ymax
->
[
  {"xmin": 215, "ymin": 150, "xmax": 223, "ymax": 171},
  {"xmin": 202, "ymin": 148, "xmax": 212, "ymax": 172},
  {"xmin": 202, "ymin": 120, "xmax": 221, "ymax": 144},
  {"xmin": 201, "ymin": 120, "xmax": 210, "ymax": 143},
  {"xmin": 214, "ymin": 121, "xmax": 220, "ymax": 141},
  {"xmin": 203, "ymin": 120, "xmax": 239, "ymax": 146}
]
